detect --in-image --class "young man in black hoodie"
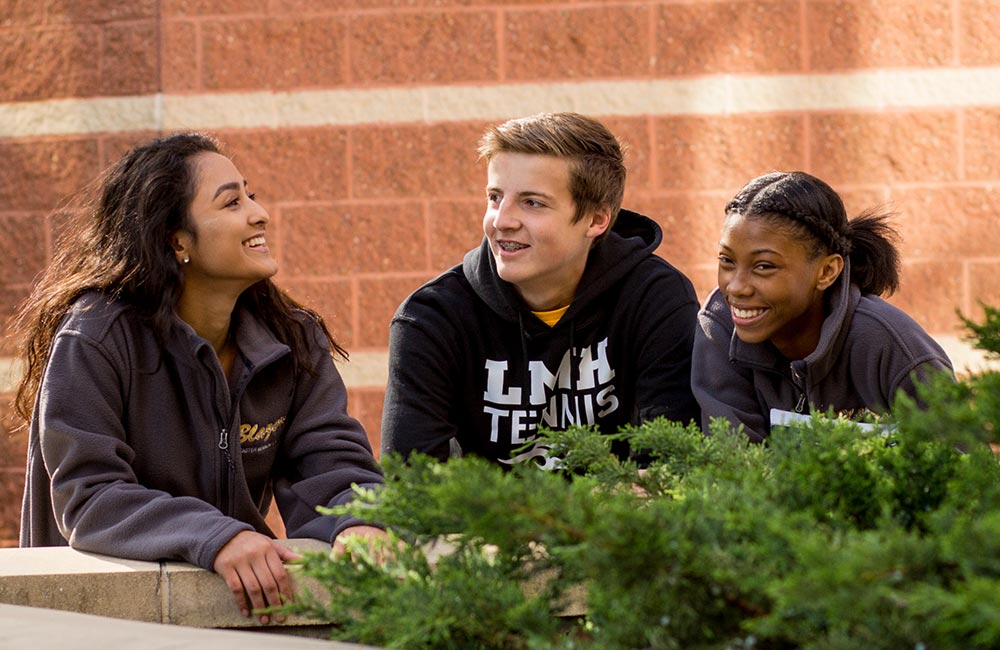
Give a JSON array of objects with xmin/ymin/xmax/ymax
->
[{"xmin": 381, "ymin": 112, "xmax": 700, "ymax": 468}]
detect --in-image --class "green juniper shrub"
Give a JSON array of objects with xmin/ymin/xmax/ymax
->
[
  {"xmin": 766, "ymin": 415, "xmax": 891, "ymax": 531},
  {"xmin": 289, "ymin": 525, "xmax": 560, "ymax": 649},
  {"xmin": 894, "ymin": 370, "xmax": 1000, "ymax": 452},
  {"xmin": 278, "ymin": 312, "xmax": 1000, "ymax": 650},
  {"xmin": 960, "ymin": 303, "xmax": 1000, "ymax": 358}
]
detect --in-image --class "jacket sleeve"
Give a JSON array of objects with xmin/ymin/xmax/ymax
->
[
  {"xmin": 37, "ymin": 329, "xmax": 253, "ymax": 569},
  {"xmin": 848, "ymin": 302, "xmax": 956, "ymax": 410},
  {"xmin": 691, "ymin": 295, "xmax": 768, "ymax": 442},
  {"xmin": 274, "ymin": 327, "xmax": 385, "ymax": 543},
  {"xmin": 629, "ymin": 267, "xmax": 702, "ymax": 427},
  {"xmin": 380, "ymin": 304, "xmax": 460, "ymax": 462},
  {"xmin": 890, "ymin": 357, "xmax": 955, "ymax": 405}
]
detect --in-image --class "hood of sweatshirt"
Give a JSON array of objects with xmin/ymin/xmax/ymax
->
[{"xmin": 461, "ymin": 208, "xmax": 662, "ymax": 325}]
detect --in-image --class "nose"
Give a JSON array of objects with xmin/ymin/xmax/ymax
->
[
  {"xmin": 249, "ymin": 196, "xmax": 270, "ymax": 226},
  {"xmin": 723, "ymin": 268, "xmax": 753, "ymax": 298},
  {"xmin": 490, "ymin": 198, "xmax": 519, "ymax": 233}
]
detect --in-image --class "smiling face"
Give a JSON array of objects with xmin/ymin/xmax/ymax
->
[
  {"xmin": 718, "ymin": 212, "xmax": 843, "ymax": 360},
  {"xmin": 483, "ymin": 152, "xmax": 610, "ymax": 311},
  {"xmin": 172, "ymin": 152, "xmax": 277, "ymax": 298}
]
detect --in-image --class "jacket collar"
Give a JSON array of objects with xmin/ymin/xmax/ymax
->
[
  {"xmin": 795, "ymin": 260, "xmax": 859, "ymax": 385},
  {"xmin": 168, "ymin": 302, "xmax": 291, "ymax": 371}
]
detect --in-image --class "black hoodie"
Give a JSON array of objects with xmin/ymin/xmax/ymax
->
[{"xmin": 381, "ymin": 209, "xmax": 701, "ymax": 467}]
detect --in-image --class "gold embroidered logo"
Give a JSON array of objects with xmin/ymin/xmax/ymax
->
[{"xmin": 240, "ymin": 416, "xmax": 286, "ymax": 446}]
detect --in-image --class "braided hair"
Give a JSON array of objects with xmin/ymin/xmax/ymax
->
[{"xmin": 726, "ymin": 171, "xmax": 900, "ymax": 296}]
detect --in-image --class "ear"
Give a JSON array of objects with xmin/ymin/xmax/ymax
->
[
  {"xmin": 585, "ymin": 206, "xmax": 612, "ymax": 240},
  {"xmin": 170, "ymin": 230, "xmax": 192, "ymax": 262},
  {"xmin": 815, "ymin": 253, "xmax": 844, "ymax": 291}
]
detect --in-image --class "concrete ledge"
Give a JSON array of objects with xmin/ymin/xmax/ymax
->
[
  {"xmin": 0, "ymin": 539, "xmax": 332, "ymax": 629},
  {"xmin": 0, "ymin": 603, "xmax": 377, "ymax": 649},
  {"xmin": 0, "ymin": 547, "xmax": 162, "ymax": 621}
]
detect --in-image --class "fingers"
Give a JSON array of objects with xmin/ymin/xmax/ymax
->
[
  {"xmin": 218, "ymin": 564, "xmax": 251, "ymax": 618},
  {"xmin": 265, "ymin": 548, "xmax": 294, "ymax": 607},
  {"xmin": 212, "ymin": 531, "xmax": 297, "ymax": 623},
  {"xmin": 333, "ymin": 525, "xmax": 392, "ymax": 562},
  {"xmin": 275, "ymin": 543, "xmax": 303, "ymax": 562},
  {"xmin": 245, "ymin": 558, "xmax": 283, "ymax": 623}
]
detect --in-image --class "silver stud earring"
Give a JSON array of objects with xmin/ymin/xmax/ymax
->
[{"xmin": 183, "ymin": 255, "xmax": 190, "ymax": 264}]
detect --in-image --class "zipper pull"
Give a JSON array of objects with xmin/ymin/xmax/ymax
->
[
  {"xmin": 794, "ymin": 393, "xmax": 806, "ymax": 413},
  {"xmin": 218, "ymin": 428, "xmax": 229, "ymax": 450}
]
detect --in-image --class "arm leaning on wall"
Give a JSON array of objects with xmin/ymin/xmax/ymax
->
[{"xmin": 36, "ymin": 328, "xmax": 253, "ymax": 570}]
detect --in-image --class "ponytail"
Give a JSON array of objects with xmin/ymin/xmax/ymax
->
[{"xmin": 846, "ymin": 207, "xmax": 901, "ymax": 297}]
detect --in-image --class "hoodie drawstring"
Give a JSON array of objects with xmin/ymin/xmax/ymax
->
[
  {"xmin": 517, "ymin": 311, "xmax": 529, "ymax": 366},
  {"xmin": 568, "ymin": 319, "xmax": 577, "ymax": 392}
]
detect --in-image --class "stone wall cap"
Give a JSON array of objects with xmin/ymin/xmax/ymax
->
[{"xmin": 0, "ymin": 547, "xmax": 158, "ymax": 577}]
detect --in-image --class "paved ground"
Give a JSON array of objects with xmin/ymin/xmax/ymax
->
[{"xmin": 0, "ymin": 604, "xmax": 379, "ymax": 650}]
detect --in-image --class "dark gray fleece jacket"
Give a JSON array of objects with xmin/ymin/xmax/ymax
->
[
  {"xmin": 692, "ymin": 264, "xmax": 954, "ymax": 441},
  {"xmin": 21, "ymin": 292, "xmax": 383, "ymax": 569}
]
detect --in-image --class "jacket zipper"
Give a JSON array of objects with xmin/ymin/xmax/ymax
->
[
  {"xmin": 211, "ymin": 336, "xmax": 286, "ymax": 519},
  {"xmin": 789, "ymin": 363, "xmax": 808, "ymax": 413},
  {"xmin": 218, "ymin": 427, "xmax": 234, "ymax": 516},
  {"xmin": 217, "ymin": 355, "xmax": 258, "ymax": 518},
  {"xmin": 208, "ymin": 350, "xmax": 235, "ymax": 518},
  {"xmin": 742, "ymin": 358, "xmax": 809, "ymax": 417}
]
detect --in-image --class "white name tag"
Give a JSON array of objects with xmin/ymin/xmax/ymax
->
[{"xmin": 769, "ymin": 408, "xmax": 885, "ymax": 433}]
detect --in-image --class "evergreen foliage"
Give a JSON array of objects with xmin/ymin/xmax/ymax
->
[
  {"xmin": 280, "ymin": 315, "xmax": 1000, "ymax": 649},
  {"xmin": 961, "ymin": 303, "xmax": 1000, "ymax": 358}
]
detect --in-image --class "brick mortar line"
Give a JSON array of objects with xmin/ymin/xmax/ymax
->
[
  {"xmin": 0, "ymin": 343, "xmax": 995, "ymax": 394},
  {"xmin": 3, "ymin": 67, "xmax": 1000, "ymax": 138}
]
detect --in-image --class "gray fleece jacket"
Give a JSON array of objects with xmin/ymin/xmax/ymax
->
[
  {"xmin": 692, "ymin": 264, "xmax": 954, "ymax": 441},
  {"xmin": 21, "ymin": 292, "xmax": 383, "ymax": 569}
]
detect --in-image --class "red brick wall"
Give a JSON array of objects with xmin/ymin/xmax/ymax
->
[{"xmin": 3, "ymin": 0, "xmax": 1000, "ymax": 546}]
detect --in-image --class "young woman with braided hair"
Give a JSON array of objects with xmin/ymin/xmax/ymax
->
[{"xmin": 691, "ymin": 171, "xmax": 953, "ymax": 441}]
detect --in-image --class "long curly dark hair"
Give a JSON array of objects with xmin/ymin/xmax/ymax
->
[{"xmin": 13, "ymin": 132, "xmax": 346, "ymax": 421}]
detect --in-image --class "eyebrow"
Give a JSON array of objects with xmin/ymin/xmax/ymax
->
[
  {"xmin": 212, "ymin": 180, "xmax": 247, "ymax": 200},
  {"xmin": 719, "ymin": 242, "xmax": 783, "ymax": 256},
  {"xmin": 486, "ymin": 187, "xmax": 557, "ymax": 201}
]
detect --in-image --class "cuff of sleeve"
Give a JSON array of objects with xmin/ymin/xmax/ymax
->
[
  {"xmin": 329, "ymin": 482, "xmax": 386, "ymax": 543},
  {"xmin": 194, "ymin": 519, "xmax": 256, "ymax": 570}
]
